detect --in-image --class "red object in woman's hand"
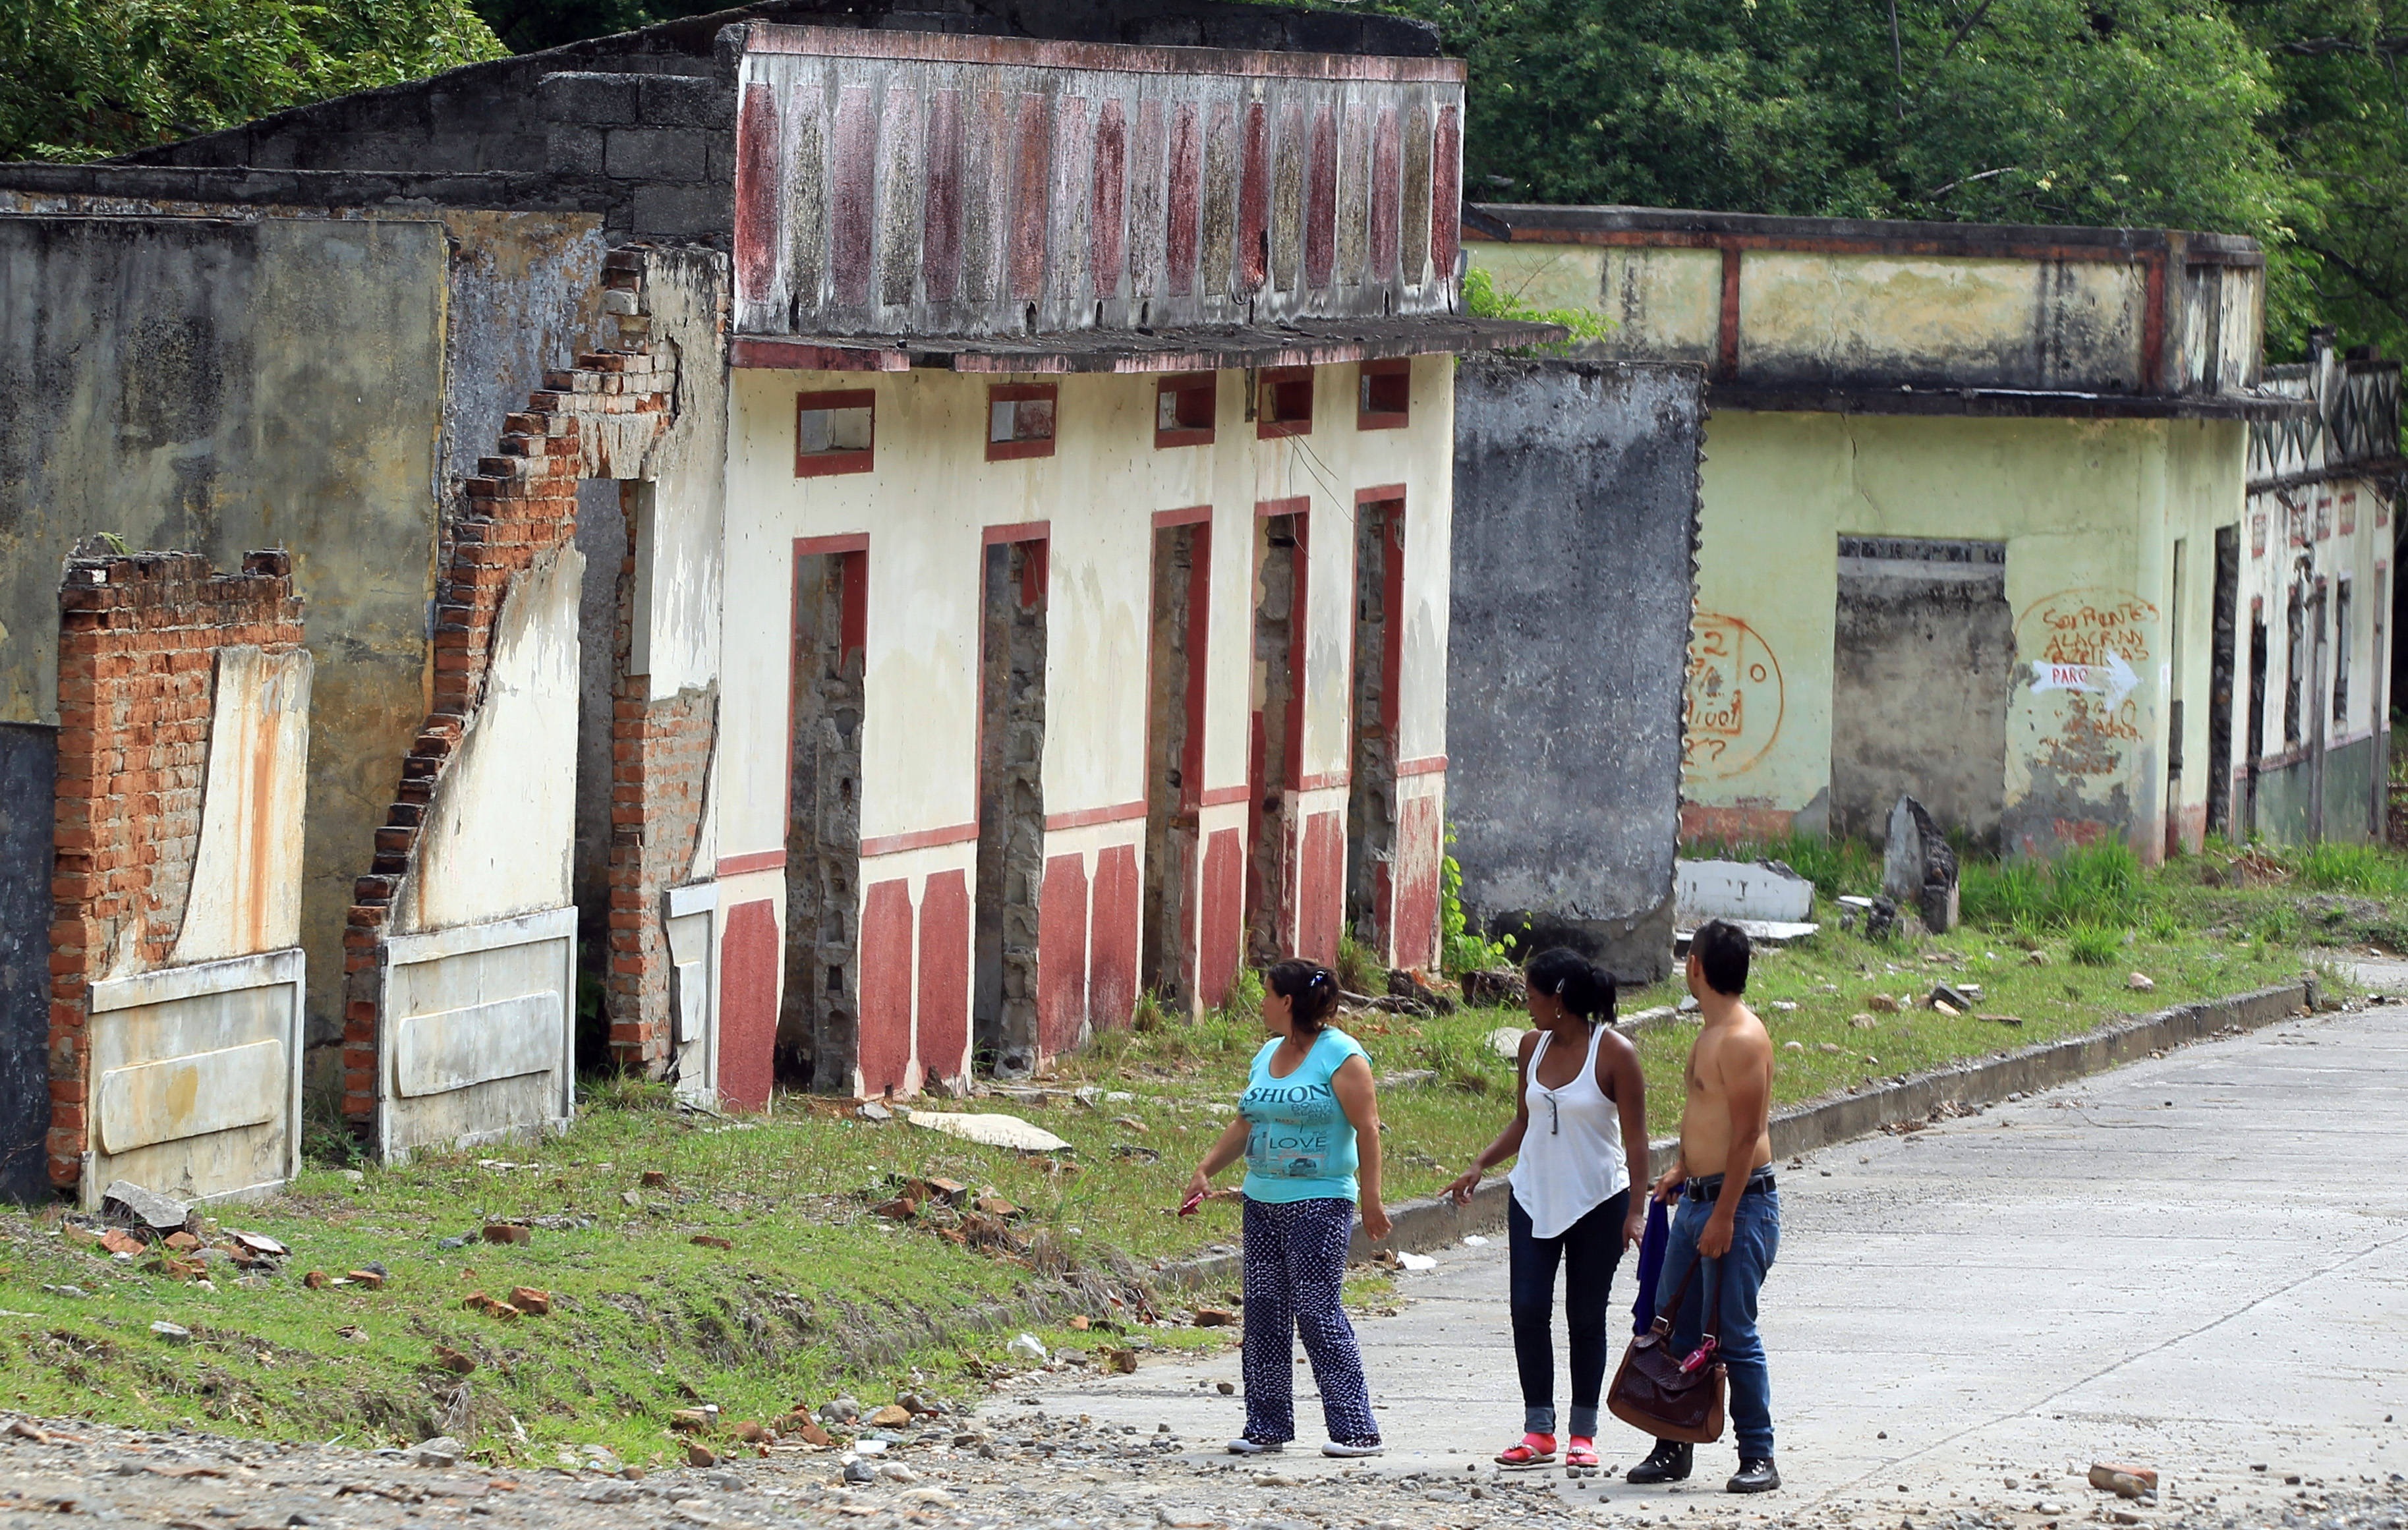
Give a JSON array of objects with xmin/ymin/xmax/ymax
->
[{"xmin": 1178, "ymin": 1189, "xmax": 1205, "ymax": 1218}]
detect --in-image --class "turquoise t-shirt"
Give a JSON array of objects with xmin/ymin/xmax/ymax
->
[{"xmin": 1238, "ymin": 1028, "xmax": 1369, "ymax": 1203}]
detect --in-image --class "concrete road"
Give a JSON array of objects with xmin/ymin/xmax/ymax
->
[{"xmin": 1007, "ymin": 1001, "xmax": 2408, "ymax": 1510}]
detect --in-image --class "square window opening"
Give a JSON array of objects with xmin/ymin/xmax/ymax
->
[
  {"xmin": 987, "ymin": 384, "xmax": 1058, "ymax": 462},
  {"xmin": 1155, "ymin": 374, "xmax": 1217, "ymax": 448},
  {"xmin": 1257, "ymin": 368, "xmax": 1314, "ymax": 439},
  {"xmin": 796, "ymin": 390, "xmax": 875, "ymax": 478},
  {"xmin": 1358, "ymin": 360, "xmax": 1410, "ymax": 429}
]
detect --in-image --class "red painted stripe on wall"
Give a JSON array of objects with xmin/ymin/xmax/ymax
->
[
  {"xmin": 1091, "ymin": 98, "xmax": 1127, "ymax": 299},
  {"xmin": 830, "ymin": 86, "xmax": 876, "ymax": 307},
  {"xmin": 734, "ymin": 83, "xmax": 782, "ymax": 304},
  {"xmin": 1166, "ymin": 102, "xmax": 1201, "ymax": 298},
  {"xmin": 1431, "ymin": 104, "xmax": 1462, "ymax": 281},
  {"xmin": 716, "ymin": 849, "xmax": 786, "ymax": 877},
  {"xmin": 1369, "ymin": 105, "xmax": 1400, "ymax": 282},
  {"xmin": 1305, "ymin": 104, "xmax": 1337, "ymax": 290},
  {"xmin": 1045, "ymin": 801, "xmax": 1147, "ymax": 831},
  {"xmin": 1238, "ymin": 102, "xmax": 1270, "ymax": 295},
  {"xmin": 1199, "ymin": 783, "xmax": 1252, "ymax": 808},
  {"xmin": 859, "ymin": 821, "xmax": 981, "ymax": 859},
  {"xmin": 921, "ymin": 88, "xmax": 965, "ymax": 306},
  {"xmin": 1010, "ymin": 93, "xmax": 1052, "ymax": 302},
  {"xmin": 1395, "ymin": 754, "xmax": 1448, "ymax": 778}
]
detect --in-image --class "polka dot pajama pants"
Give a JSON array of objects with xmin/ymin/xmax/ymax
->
[{"xmin": 1240, "ymin": 1196, "xmax": 1379, "ymax": 1446}]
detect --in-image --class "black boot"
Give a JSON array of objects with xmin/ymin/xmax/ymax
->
[
  {"xmin": 1625, "ymin": 1439, "xmax": 1693, "ymax": 1484},
  {"xmin": 1727, "ymin": 1457, "xmax": 1781, "ymax": 1494}
]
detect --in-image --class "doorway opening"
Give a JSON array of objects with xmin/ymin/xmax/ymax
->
[
  {"xmin": 2166, "ymin": 536, "xmax": 2189, "ymax": 857},
  {"xmin": 973, "ymin": 534, "xmax": 1048, "ymax": 1077},
  {"xmin": 2247, "ymin": 601, "xmax": 2268, "ymax": 836},
  {"xmin": 570, "ymin": 480, "xmax": 631, "ymax": 1075},
  {"xmin": 1247, "ymin": 510, "xmax": 1304, "ymax": 966},
  {"xmin": 1141, "ymin": 517, "xmax": 1209, "ymax": 1010},
  {"xmin": 779, "ymin": 545, "xmax": 865, "ymax": 1094},
  {"xmin": 1348, "ymin": 498, "xmax": 1404, "ymax": 963},
  {"xmin": 2206, "ymin": 526, "xmax": 2239, "ymax": 840}
]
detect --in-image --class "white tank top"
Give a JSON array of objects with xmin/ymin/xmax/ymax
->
[{"xmin": 1508, "ymin": 1023, "xmax": 1630, "ymax": 1239}]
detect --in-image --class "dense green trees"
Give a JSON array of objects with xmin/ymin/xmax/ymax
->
[
  {"xmin": 1387, "ymin": 0, "xmax": 2405, "ymax": 358},
  {"xmin": 0, "ymin": 0, "xmax": 505, "ymax": 161}
]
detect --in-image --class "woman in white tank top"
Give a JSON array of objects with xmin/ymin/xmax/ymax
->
[{"xmin": 1443, "ymin": 948, "xmax": 1652, "ymax": 1474}]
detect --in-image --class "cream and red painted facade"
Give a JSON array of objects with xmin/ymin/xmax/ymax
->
[{"xmin": 705, "ymin": 22, "xmax": 1494, "ymax": 1095}]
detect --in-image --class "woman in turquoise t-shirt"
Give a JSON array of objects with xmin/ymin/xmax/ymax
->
[{"xmin": 1186, "ymin": 959, "xmax": 1391, "ymax": 1458}]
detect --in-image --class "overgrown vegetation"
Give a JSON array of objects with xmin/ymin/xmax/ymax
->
[
  {"xmin": 0, "ymin": 0, "xmax": 505, "ymax": 160},
  {"xmin": 1461, "ymin": 265, "xmax": 1619, "ymax": 353}
]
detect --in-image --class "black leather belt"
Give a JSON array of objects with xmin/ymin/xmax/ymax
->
[{"xmin": 1683, "ymin": 1170, "xmax": 1776, "ymax": 1202}]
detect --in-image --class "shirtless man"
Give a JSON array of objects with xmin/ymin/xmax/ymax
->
[{"xmin": 1624, "ymin": 919, "xmax": 1781, "ymax": 1494}]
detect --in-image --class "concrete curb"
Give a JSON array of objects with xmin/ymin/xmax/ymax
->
[{"xmin": 1153, "ymin": 977, "xmax": 2319, "ymax": 1288}]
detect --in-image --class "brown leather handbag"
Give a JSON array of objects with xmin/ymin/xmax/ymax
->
[{"xmin": 1606, "ymin": 1258, "xmax": 1727, "ymax": 1444}]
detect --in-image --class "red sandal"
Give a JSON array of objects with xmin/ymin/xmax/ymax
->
[
  {"xmin": 1565, "ymin": 1437, "xmax": 1599, "ymax": 1469},
  {"xmin": 1495, "ymin": 1432, "xmax": 1557, "ymax": 1467}
]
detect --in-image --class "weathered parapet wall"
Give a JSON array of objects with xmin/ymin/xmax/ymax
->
[
  {"xmin": 343, "ymin": 249, "xmax": 684, "ymax": 1156},
  {"xmin": 48, "ymin": 552, "xmax": 310, "ymax": 1204},
  {"xmin": 1447, "ymin": 359, "xmax": 1704, "ymax": 983},
  {"xmin": 1463, "ymin": 206, "xmax": 2269, "ymax": 407},
  {"xmin": 730, "ymin": 25, "xmax": 1464, "ymax": 341}
]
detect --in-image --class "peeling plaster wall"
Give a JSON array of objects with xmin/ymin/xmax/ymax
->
[
  {"xmin": 716, "ymin": 356, "xmax": 1454, "ymax": 1086},
  {"xmin": 396, "ymin": 548, "xmax": 584, "ymax": 936},
  {"xmin": 1447, "ymin": 360, "xmax": 1703, "ymax": 982},
  {"xmin": 1685, "ymin": 411, "xmax": 2247, "ymax": 859},
  {"xmin": 0, "ymin": 214, "xmax": 446, "ymax": 1061}
]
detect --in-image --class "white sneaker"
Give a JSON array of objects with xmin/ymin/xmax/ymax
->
[
  {"xmin": 1226, "ymin": 1436, "xmax": 1285, "ymax": 1454},
  {"xmin": 1322, "ymin": 1438, "xmax": 1385, "ymax": 1458}
]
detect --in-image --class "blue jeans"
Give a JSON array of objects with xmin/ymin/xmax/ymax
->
[
  {"xmin": 1653, "ymin": 1185, "xmax": 1779, "ymax": 1458},
  {"xmin": 1508, "ymin": 1192, "xmax": 1628, "ymax": 1437}
]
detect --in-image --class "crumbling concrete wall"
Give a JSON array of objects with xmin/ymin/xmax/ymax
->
[
  {"xmin": 47, "ymin": 552, "xmax": 310, "ymax": 1204},
  {"xmin": 1447, "ymin": 358, "xmax": 1704, "ymax": 983},
  {"xmin": 0, "ymin": 213, "xmax": 447, "ymax": 1080},
  {"xmin": 344, "ymin": 248, "xmax": 683, "ymax": 1156},
  {"xmin": 983, "ymin": 542, "xmax": 1050, "ymax": 1077}
]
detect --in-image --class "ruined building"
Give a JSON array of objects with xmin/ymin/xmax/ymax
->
[
  {"xmin": 1463, "ymin": 203, "xmax": 2335, "ymax": 867},
  {"xmin": 2235, "ymin": 335, "xmax": 2405, "ymax": 843},
  {"xmin": 0, "ymin": 0, "xmax": 1547, "ymax": 1203}
]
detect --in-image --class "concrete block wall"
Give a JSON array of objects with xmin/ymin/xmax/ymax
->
[
  {"xmin": 47, "ymin": 551, "xmax": 305, "ymax": 1188},
  {"xmin": 341, "ymin": 248, "xmax": 681, "ymax": 1132}
]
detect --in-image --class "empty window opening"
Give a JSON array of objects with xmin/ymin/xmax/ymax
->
[
  {"xmin": 987, "ymin": 383, "xmax": 1058, "ymax": 462},
  {"xmin": 780, "ymin": 546, "xmax": 867, "ymax": 1092},
  {"xmin": 1142, "ymin": 520, "xmax": 1211, "ymax": 1007},
  {"xmin": 2246, "ymin": 604, "xmax": 2268, "ymax": 836},
  {"xmin": 1358, "ymin": 360, "xmax": 1410, "ymax": 430},
  {"xmin": 2165, "ymin": 537, "xmax": 2187, "ymax": 857},
  {"xmin": 974, "ymin": 536, "xmax": 1048, "ymax": 1079},
  {"xmin": 1246, "ymin": 512, "xmax": 1305, "ymax": 964},
  {"xmin": 2334, "ymin": 578, "xmax": 2353, "ymax": 724},
  {"xmin": 1155, "ymin": 373, "xmax": 1216, "ymax": 448},
  {"xmin": 1348, "ymin": 500, "xmax": 1404, "ymax": 958},
  {"xmin": 1257, "ymin": 368, "xmax": 1314, "ymax": 439},
  {"xmin": 796, "ymin": 389, "xmax": 874, "ymax": 478},
  {"xmin": 2285, "ymin": 586, "xmax": 2305, "ymax": 747},
  {"xmin": 2205, "ymin": 525, "xmax": 2238, "ymax": 839}
]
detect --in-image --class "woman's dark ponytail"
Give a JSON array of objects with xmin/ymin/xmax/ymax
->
[
  {"xmin": 1265, "ymin": 959, "xmax": 1341, "ymax": 1032},
  {"xmin": 1524, "ymin": 946, "xmax": 1616, "ymax": 1024}
]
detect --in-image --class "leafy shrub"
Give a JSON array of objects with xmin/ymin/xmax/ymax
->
[
  {"xmin": 1440, "ymin": 832, "xmax": 1516, "ymax": 975},
  {"xmin": 1462, "ymin": 266, "xmax": 1617, "ymax": 355}
]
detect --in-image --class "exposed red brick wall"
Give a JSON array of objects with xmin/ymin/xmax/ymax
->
[
  {"xmin": 341, "ymin": 248, "xmax": 678, "ymax": 1129},
  {"xmin": 47, "ymin": 550, "xmax": 304, "ymax": 1188},
  {"xmin": 604, "ymin": 666, "xmax": 714, "ymax": 1073}
]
